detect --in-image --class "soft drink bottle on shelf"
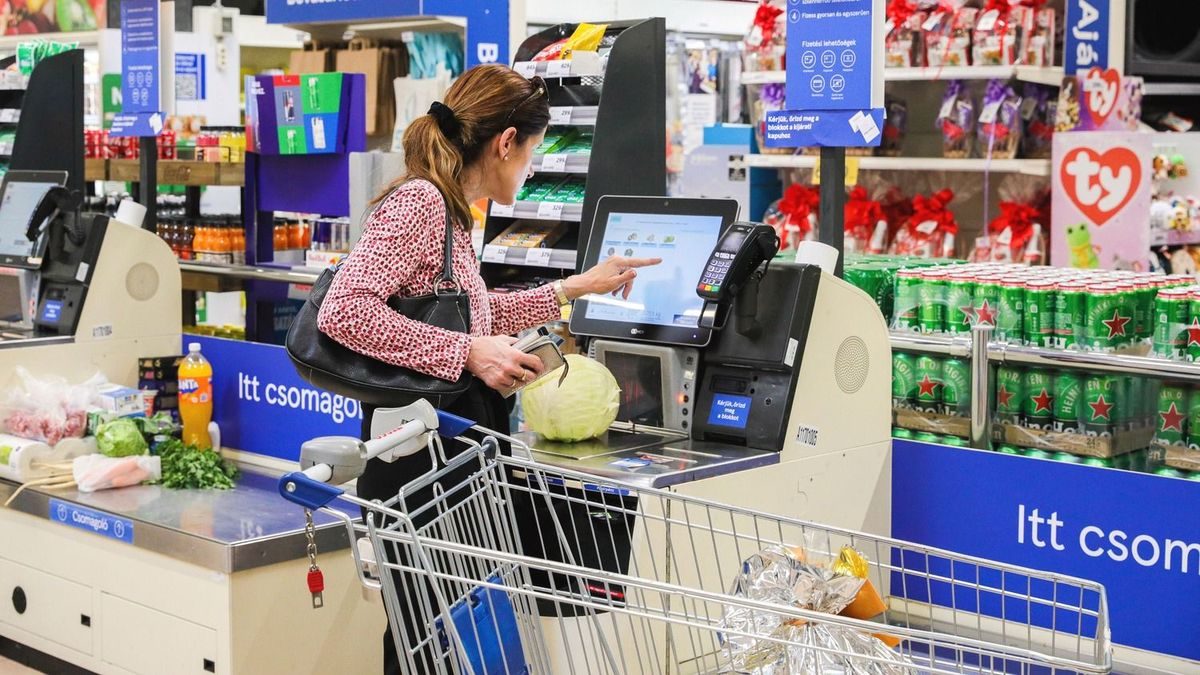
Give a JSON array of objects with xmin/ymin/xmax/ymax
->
[{"xmin": 179, "ymin": 342, "xmax": 214, "ymax": 449}]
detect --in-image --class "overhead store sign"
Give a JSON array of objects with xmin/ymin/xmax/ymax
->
[
  {"xmin": 266, "ymin": 0, "xmax": 508, "ymax": 68},
  {"xmin": 764, "ymin": 0, "xmax": 885, "ymax": 148},
  {"xmin": 191, "ymin": 336, "xmax": 362, "ymax": 462},
  {"xmin": 1064, "ymin": 0, "xmax": 1111, "ymax": 75},
  {"xmin": 892, "ymin": 440, "xmax": 1200, "ymax": 661}
]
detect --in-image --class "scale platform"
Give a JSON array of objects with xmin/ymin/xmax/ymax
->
[{"xmin": 514, "ymin": 429, "xmax": 778, "ymax": 489}]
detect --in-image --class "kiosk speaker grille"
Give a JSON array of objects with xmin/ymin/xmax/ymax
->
[{"xmin": 834, "ymin": 336, "xmax": 869, "ymax": 394}]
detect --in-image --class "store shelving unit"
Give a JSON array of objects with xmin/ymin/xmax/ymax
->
[
  {"xmin": 480, "ymin": 18, "xmax": 667, "ymax": 288},
  {"xmin": 89, "ymin": 159, "xmax": 246, "ymax": 187},
  {"xmin": 744, "ymin": 154, "xmax": 1052, "ymax": 176},
  {"xmin": 742, "ymin": 65, "xmax": 1064, "ymax": 86}
]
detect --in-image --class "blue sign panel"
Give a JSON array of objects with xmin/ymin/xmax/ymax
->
[
  {"xmin": 110, "ymin": 112, "xmax": 164, "ymax": 138},
  {"xmin": 40, "ymin": 299, "xmax": 61, "ymax": 323},
  {"xmin": 893, "ymin": 439, "xmax": 1200, "ymax": 661},
  {"xmin": 120, "ymin": 0, "xmax": 160, "ymax": 114},
  {"xmin": 49, "ymin": 499, "xmax": 135, "ymax": 544},
  {"xmin": 1064, "ymin": 0, "xmax": 1110, "ymax": 75},
  {"xmin": 193, "ymin": 336, "xmax": 362, "ymax": 462},
  {"xmin": 764, "ymin": 108, "xmax": 884, "ymax": 148},
  {"xmin": 786, "ymin": 0, "xmax": 874, "ymax": 111},
  {"xmin": 708, "ymin": 394, "xmax": 752, "ymax": 429},
  {"xmin": 266, "ymin": 0, "xmax": 507, "ymax": 68}
]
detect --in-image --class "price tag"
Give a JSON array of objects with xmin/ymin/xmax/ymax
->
[
  {"xmin": 977, "ymin": 9, "xmax": 999, "ymax": 32},
  {"xmin": 491, "ymin": 202, "xmax": 516, "ymax": 217},
  {"xmin": 979, "ymin": 101, "xmax": 1002, "ymax": 125},
  {"xmin": 546, "ymin": 60, "xmax": 572, "ymax": 78},
  {"xmin": 537, "ymin": 201, "xmax": 565, "ymax": 220},
  {"xmin": 541, "ymin": 154, "xmax": 569, "ymax": 172},
  {"xmin": 922, "ymin": 11, "xmax": 945, "ymax": 32},
  {"xmin": 916, "ymin": 220, "xmax": 939, "ymax": 235},
  {"xmin": 482, "ymin": 245, "xmax": 508, "ymax": 263},
  {"xmin": 845, "ymin": 157, "xmax": 860, "ymax": 187},
  {"xmin": 525, "ymin": 248, "xmax": 554, "ymax": 267},
  {"xmin": 938, "ymin": 97, "xmax": 956, "ymax": 121},
  {"xmin": 515, "ymin": 62, "xmax": 537, "ymax": 78},
  {"xmin": 884, "ymin": 18, "xmax": 896, "ymax": 37},
  {"xmin": 550, "ymin": 107, "xmax": 573, "ymax": 125},
  {"xmin": 1020, "ymin": 97, "xmax": 1038, "ymax": 121}
]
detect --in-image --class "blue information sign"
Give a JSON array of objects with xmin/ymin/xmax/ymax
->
[
  {"xmin": 786, "ymin": 0, "xmax": 874, "ymax": 111},
  {"xmin": 893, "ymin": 439, "xmax": 1200, "ymax": 661},
  {"xmin": 265, "ymin": 0, "xmax": 509, "ymax": 68},
  {"xmin": 1064, "ymin": 0, "xmax": 1111, "ymax": 75},
  {"xmin": 764, "ymin": 108, "xmax": 884, "ymax": 148},
  {"xmin": 49, "ymin": 499, "xmax": 135, "ymax": 544},
  {"xmin": 175, "ymin": 53, "xmax": 206, "ymax": 102},
  {"xmin": 120, "ymin": 0, "xmax": 160, "ymax": 114},
  {"xmin": 708, "ymin": 394, "xmax": 752, "ymax": 429}
]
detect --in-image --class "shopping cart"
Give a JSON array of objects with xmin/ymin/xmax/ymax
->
[{"xmin": 279, "ymin": 401, "xmax": 1111, "ymax": 675}]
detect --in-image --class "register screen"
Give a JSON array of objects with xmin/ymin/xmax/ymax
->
[
  {"xmin": 583, "ymin": 212, "xmax": 722, "ymax": 328},
  {"xmin": 0, "ymin": 181, "xmax": 55, "ymax": 260}
]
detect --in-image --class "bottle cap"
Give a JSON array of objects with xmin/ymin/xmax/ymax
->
[{"xmin": 189, "ymin": 342, "xmax": 201, "ymax": 352}]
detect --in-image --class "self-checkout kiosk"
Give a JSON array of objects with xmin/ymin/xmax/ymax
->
[
  {"xmin": 0, "ymin": 169, "xmax": 181, "ymax": 389},
  {"xmin": 519, "ymin": 195, "xmax": 892, "ymax": 535}
]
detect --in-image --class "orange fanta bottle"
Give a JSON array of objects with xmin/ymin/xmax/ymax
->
[{"xmin": 179, "ymin": 342, "xmax": 214, "ymax": 449}]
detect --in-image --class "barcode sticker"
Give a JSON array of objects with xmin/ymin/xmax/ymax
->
[
  {"xmin": 542, "ymin": 154, "xmax": 569, "ymax": 172},
  {"xmin": 537, "ymin": 202, "xmax": 565, "ymax": 219},
  {"xmin": 525, "ymin": 248, "xmax": 554, "ymax": 267},
  {"xmin": 482, "ymin": 245, "xmax": 508, "ymax": 263},
  {"xmin": 491, "ymin": 202, "xmax": 516, "ymax": 217},
  {"xmin": 550, "ymin": 107, "xmax": 572, "ymax": 125}
]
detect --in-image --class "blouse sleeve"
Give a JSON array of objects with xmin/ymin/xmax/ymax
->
[
  {"xmin": 317, "ymin": 186, "xmax": 472, "ymax": 382},
  {"xmin": 488, "ymin": 285, "xmax": 562, "ymax": 336}
]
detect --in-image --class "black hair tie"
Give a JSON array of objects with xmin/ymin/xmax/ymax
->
[{"xmin": 428, "ymin": 101, "xmax": 462, "ymax": 140}]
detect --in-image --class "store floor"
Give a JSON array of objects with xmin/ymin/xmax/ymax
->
[{"xmin": 0, "ymin": 656, "xmax": 40, "ymax": 675}]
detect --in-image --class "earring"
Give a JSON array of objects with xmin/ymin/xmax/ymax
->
[{"xmin": 504, "ymin": 154, "xmax": 510, "ymax": 161}]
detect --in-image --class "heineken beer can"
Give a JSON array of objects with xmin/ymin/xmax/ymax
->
[
  {"xmin": 1188, "ymin": 386, "xmax": 1200, "ymax": 450},
  {"xmin": 914, "ymin": 432, "xmax": 942, "ymax": 444},
  {"xmin": 892, "ymin": 352, "xmax": 917, "ymax": 409},
  {"xmin": 1154, "ymin": 289, "xmax": 1190, "ymax": 360},
  {"xmin": 892, "ymin": 427, "xmax": 914, "ymax": 440},
  {"xmin": 1054, "ymin": 281, "xmax": 1087, "ymax": 349},
  {"xmin": 894, "ymin": 269, "xmax": 922, "ymax": 330},
  {"xmin": 945, "ymin": 274, "xmax": 976, "ymax": 335},
  {"xmin": 1156, "ymin": 384, "xmax": 1188, "ymax": 446},
  {"xmin": 1022, "ymin": 368, "xmax": 1054, "ymax": 430},
  {"xmin": 1053, "ymin": 371, "xmax": 1084, "ymax": 432},
  {"xmin": 941, "ymin": 357, "xmax": 971, "ymax": 417},
  {"xmin": 1053, "ymin": 451, "xmax": 1084, "ymax": 464},
  {"xmin": 1022, "ymin": 448, "xmax": 1054, "ymax": 460},
  {"xmin": 972, "ymin": 275, "xmax": 1002, "ymax": 327},
  {"xmin": 1189, "ymin": 291, "xmax": 1200, "ymax": 362},
  {"xmin": 1084, "ymin": 374, "xmax": 1117, "ymax": 437},
  {"xmin": 995, "ymin": 366, "xmax": 1024, "ymax": 424},
  {"xmin": 1081, "ymin": 456, "xmax": 1115, "ymax": 469},
  {"xmin": 918, "ymin": 269, "xmax": 948, "ymax": 334},
  {"xmin": 1022, "ymin": 280, "xmax": 1056, "ymax": 347},
  {"xmin": 995, "ymin": 278, "xmax": 1025, "ymax": 343},
  {"xmin": 914, "ymin": 355, "xmax": 943, "ymax": 413},
  {"xmin": 940, "ymin": 435, "xmax": 968, "ymax": 447},
  {"xmin": 1086, "ymin": 284, "xmax": 1128, "ymax": 352},
  {"xmin": 996, "ymin": 445, "xmax": 1022, "ymax": 455}
]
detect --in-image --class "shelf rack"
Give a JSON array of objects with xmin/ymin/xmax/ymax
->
[
  {"xmin": 741, "ymin": 65, "xmax": 1064, "ymax": 86},
  {"xmin": 490, "ymin": 200, "xmax": 584, "ymax": 222},
  {"xmin": 745, "ymin": 154, "xmax": 1052, "ymax": 176},
  {"xmin": 89, "ymin": 159, "xmax": 246, "ymax": 187}
]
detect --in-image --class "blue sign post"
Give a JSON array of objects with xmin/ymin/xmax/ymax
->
[
  {"xmin": 764, "ymin": 0, "xmax": 885, "ymax": 149},
  {"xmin": 1064, "ymin": 0, "xmax": 1111, "ymax": 75},
  {"xmin": 112, "ymin": 0, "xmax": 164, "ymax": 137},
  {"xmin": 265, "ymin": 0, "xmax": 510, "ymax": 69}
]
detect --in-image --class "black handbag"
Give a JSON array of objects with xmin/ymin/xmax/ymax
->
[{"xmin": 286, "ymin": 189, "xmax": 472, "ymax": 407}]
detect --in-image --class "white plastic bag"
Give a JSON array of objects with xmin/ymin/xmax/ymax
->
[
  {"xmin": 73, "ymin": 454, "xmax": 161, "ymax": 493},
  {"xmin": 2, "ymin": 367, "xmax": 106, "ymax": 444}
]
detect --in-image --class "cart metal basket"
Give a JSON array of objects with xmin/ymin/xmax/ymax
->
[{"xmin": 280, "ymin": 405, "xmax": 1111, "ymax": 675}]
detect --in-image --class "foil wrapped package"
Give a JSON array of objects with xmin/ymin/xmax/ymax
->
[{"xmin": 719, "ymin": 545, "xmax": 915, "ymax": 674}]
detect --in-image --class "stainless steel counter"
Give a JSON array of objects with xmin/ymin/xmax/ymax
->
[
  {"xmin": 0, "ymin": 469, "xmax": 359, "ymax": 574},
  {"xmin": 516, "ymin": 429, "xmax": 779, "ymax": 489}
]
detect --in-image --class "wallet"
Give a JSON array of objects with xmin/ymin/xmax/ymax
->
[{"xmin": 499, "ymin": 328, "xmax": 569, "ymax": 399}]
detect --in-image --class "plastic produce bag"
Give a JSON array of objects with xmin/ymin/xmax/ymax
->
[
  {"xmin": 74, "ymin": 454, "xmax": 161, "ymax": 493},
  {"xmin": 719, "ymin": 543, "xmax": 914, "ymax": 674},
  {"xmin": 2, "ymin": 367, "xmax": 106, "ymax": 445}
]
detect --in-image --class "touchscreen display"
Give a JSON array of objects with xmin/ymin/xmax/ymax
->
[
  {"xmin": 0, "ymin": 181, "xmax": 55, "ymax": 260},
  {"xmin": 583, "ymin": 212, "xmax": 723, "ymax": 328}
]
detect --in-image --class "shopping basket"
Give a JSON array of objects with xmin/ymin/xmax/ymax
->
[{"xmin": 279, "ymin": 401, "xmax": 1111, "ymax": 675}]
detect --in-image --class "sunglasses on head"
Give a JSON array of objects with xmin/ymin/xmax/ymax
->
[{"xmin": 503, "ymin": 76, "xmax": 548, "ymax": 128}]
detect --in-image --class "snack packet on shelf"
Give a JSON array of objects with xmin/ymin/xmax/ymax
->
[
  {"xmin": 560, "ymin": 23, "xmax": 607, "ymax": 59},
  {"xmin": 763, "ymin": 184, "xmax": 820, "ymax": 256},
  {"xmin": 844, "ymin": 187, "xmax": 888, "ymax": 255},
  {"xmin": 882, "ymin": 97, "xmax": 909, "ymax": 157},
  {"xmin": 885, "ymin": 0, "xmax": 925, "ymax": 68},
  {"xmin": 1021, "ymin": 84, "xmax": 1056, "ymax": 159},
  {"xmin": 976, "ymin": 79, "xmax": 1023, "ymax": 159},
  {"xmin": 744, "ymin": 0, "xmax": 787, "ymax": 72},
  {"xmin": 937, "ymin": 80, "xmax": 975, "ymax": 158},
  {"xmin": 924, "ymin": 5, "xmax": 978, "ymax": 68},
  {"xmin": 891, "ymin": 189, "xmax": 958, "ymax": 258},
  {"xmin": 972, "ymin": 2, "xmax": 1031, "ymax": 66},
  {"xmin": 719, "ymin": 542, "xmax": 912, "ymax": 674},
  {"xmin": 1023, "ymin": 4, "xmax": 1056, "ymax": 66}
]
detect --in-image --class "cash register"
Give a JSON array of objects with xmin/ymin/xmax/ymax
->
[
  {"xmin": 0, "ymin": 170, "xmax": 180, "ymax": 386},
  {"xmin": 518, "ymin": 195, "xmax": 893, "ymax": 535}
]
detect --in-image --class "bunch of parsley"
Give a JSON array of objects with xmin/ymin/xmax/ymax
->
[{"xmin": 155, "ymin": 439, "xmax": 239, "ymax": 490}]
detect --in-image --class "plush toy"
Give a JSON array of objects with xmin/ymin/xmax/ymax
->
[
  {"xmin": 1171, "ymin": 154, "xmax": 1190, "ymax": 179},
  {"xmin": 1172, "ymin": 202, "xmax": 1192, "ymax": 231},
  {"xmin": 1150, "ymin": 198, "xmax": 1175, "ymax": 230},
  {"xmin": 1065, "ymin": 222, "xmax": 1100, "ymax": 269},
  {"xmin": 1174, "ymin": 247, "xmax": 1200, "ymax": 275},
  {"xmin": 1153, "ymin": 154, "xmax": 1170, "ymax": 181}
]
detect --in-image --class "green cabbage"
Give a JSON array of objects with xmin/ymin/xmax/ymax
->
[
  {"xmin": 522, "ymin": 354, "xmax": 620, "ymax": 442},
  {"xmin": 96, "ymin": 418, "xmax": 149, "ymax": 457}
]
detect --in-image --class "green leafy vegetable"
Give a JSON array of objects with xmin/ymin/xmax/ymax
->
[
  {"xmin": 156, "ymin": 439, "xmax": 239, "ymax": 490},
  {"xmin": 97, "ymin": 418, "xmax": 149, "ymax": 457},
  {"xmin": 0, "ymin": 444, "xmax": 12, "ymax": 466}
]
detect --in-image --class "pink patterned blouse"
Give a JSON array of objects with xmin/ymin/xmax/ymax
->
[{"xmin": 317, "ymin": 179, "xmax": 560, "ymax": 382}]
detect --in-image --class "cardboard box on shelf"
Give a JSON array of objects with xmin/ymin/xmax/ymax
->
[{"xmin": 998, "ymin": 423, "xmax": 1153, "ymax": 458}]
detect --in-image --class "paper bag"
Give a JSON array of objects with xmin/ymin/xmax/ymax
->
[
  {"xmin": 289, "ymin": 44, "xmax": 331, "ymax": 75},
  {"xmin": 337, "ymin": 38, "xmax": 386, "ymax": 135}
]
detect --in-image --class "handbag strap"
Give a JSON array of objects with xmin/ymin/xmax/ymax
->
[{"xmin": 366, "ymin": 181, "xmax": 460, "ymax": 294}]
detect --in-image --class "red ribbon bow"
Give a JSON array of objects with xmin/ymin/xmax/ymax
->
[
  {"xmin": 881, "ymin": 188, "xmax": 913, "ymax": 241},
  {"xmin": 844, "ymin": 186, "xmax": 884, "ymax": 238},
  {"xmin": 778, "ymin": 183, "xmax": 820, "ymax": 238},
  {"xmin": 753, "ymin": 1, "xmax": 784, "ymax": 49},
  {"xmin": 886, "ymin": 0, "xmax": 917, "ymax": 28},
  {"xmin": 989, "ymin": 201, "xmax": 1041, "ymax": 250},
  {"xmin": 908, "ymin": 189, "xmax": 958, "ymax": 237}
]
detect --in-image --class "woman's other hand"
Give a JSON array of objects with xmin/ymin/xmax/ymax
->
[
  {"xmin": 466, "ymin": 336, "xmax": 545, "ymax": 391},
  {"xmin": 561, "ymin": 256, "xmax": 662, "ymax": 301}
]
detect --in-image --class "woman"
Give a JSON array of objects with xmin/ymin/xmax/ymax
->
[{"xmin": 317, "ymin": 64, "xmax": 659, "ymax": 673}]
